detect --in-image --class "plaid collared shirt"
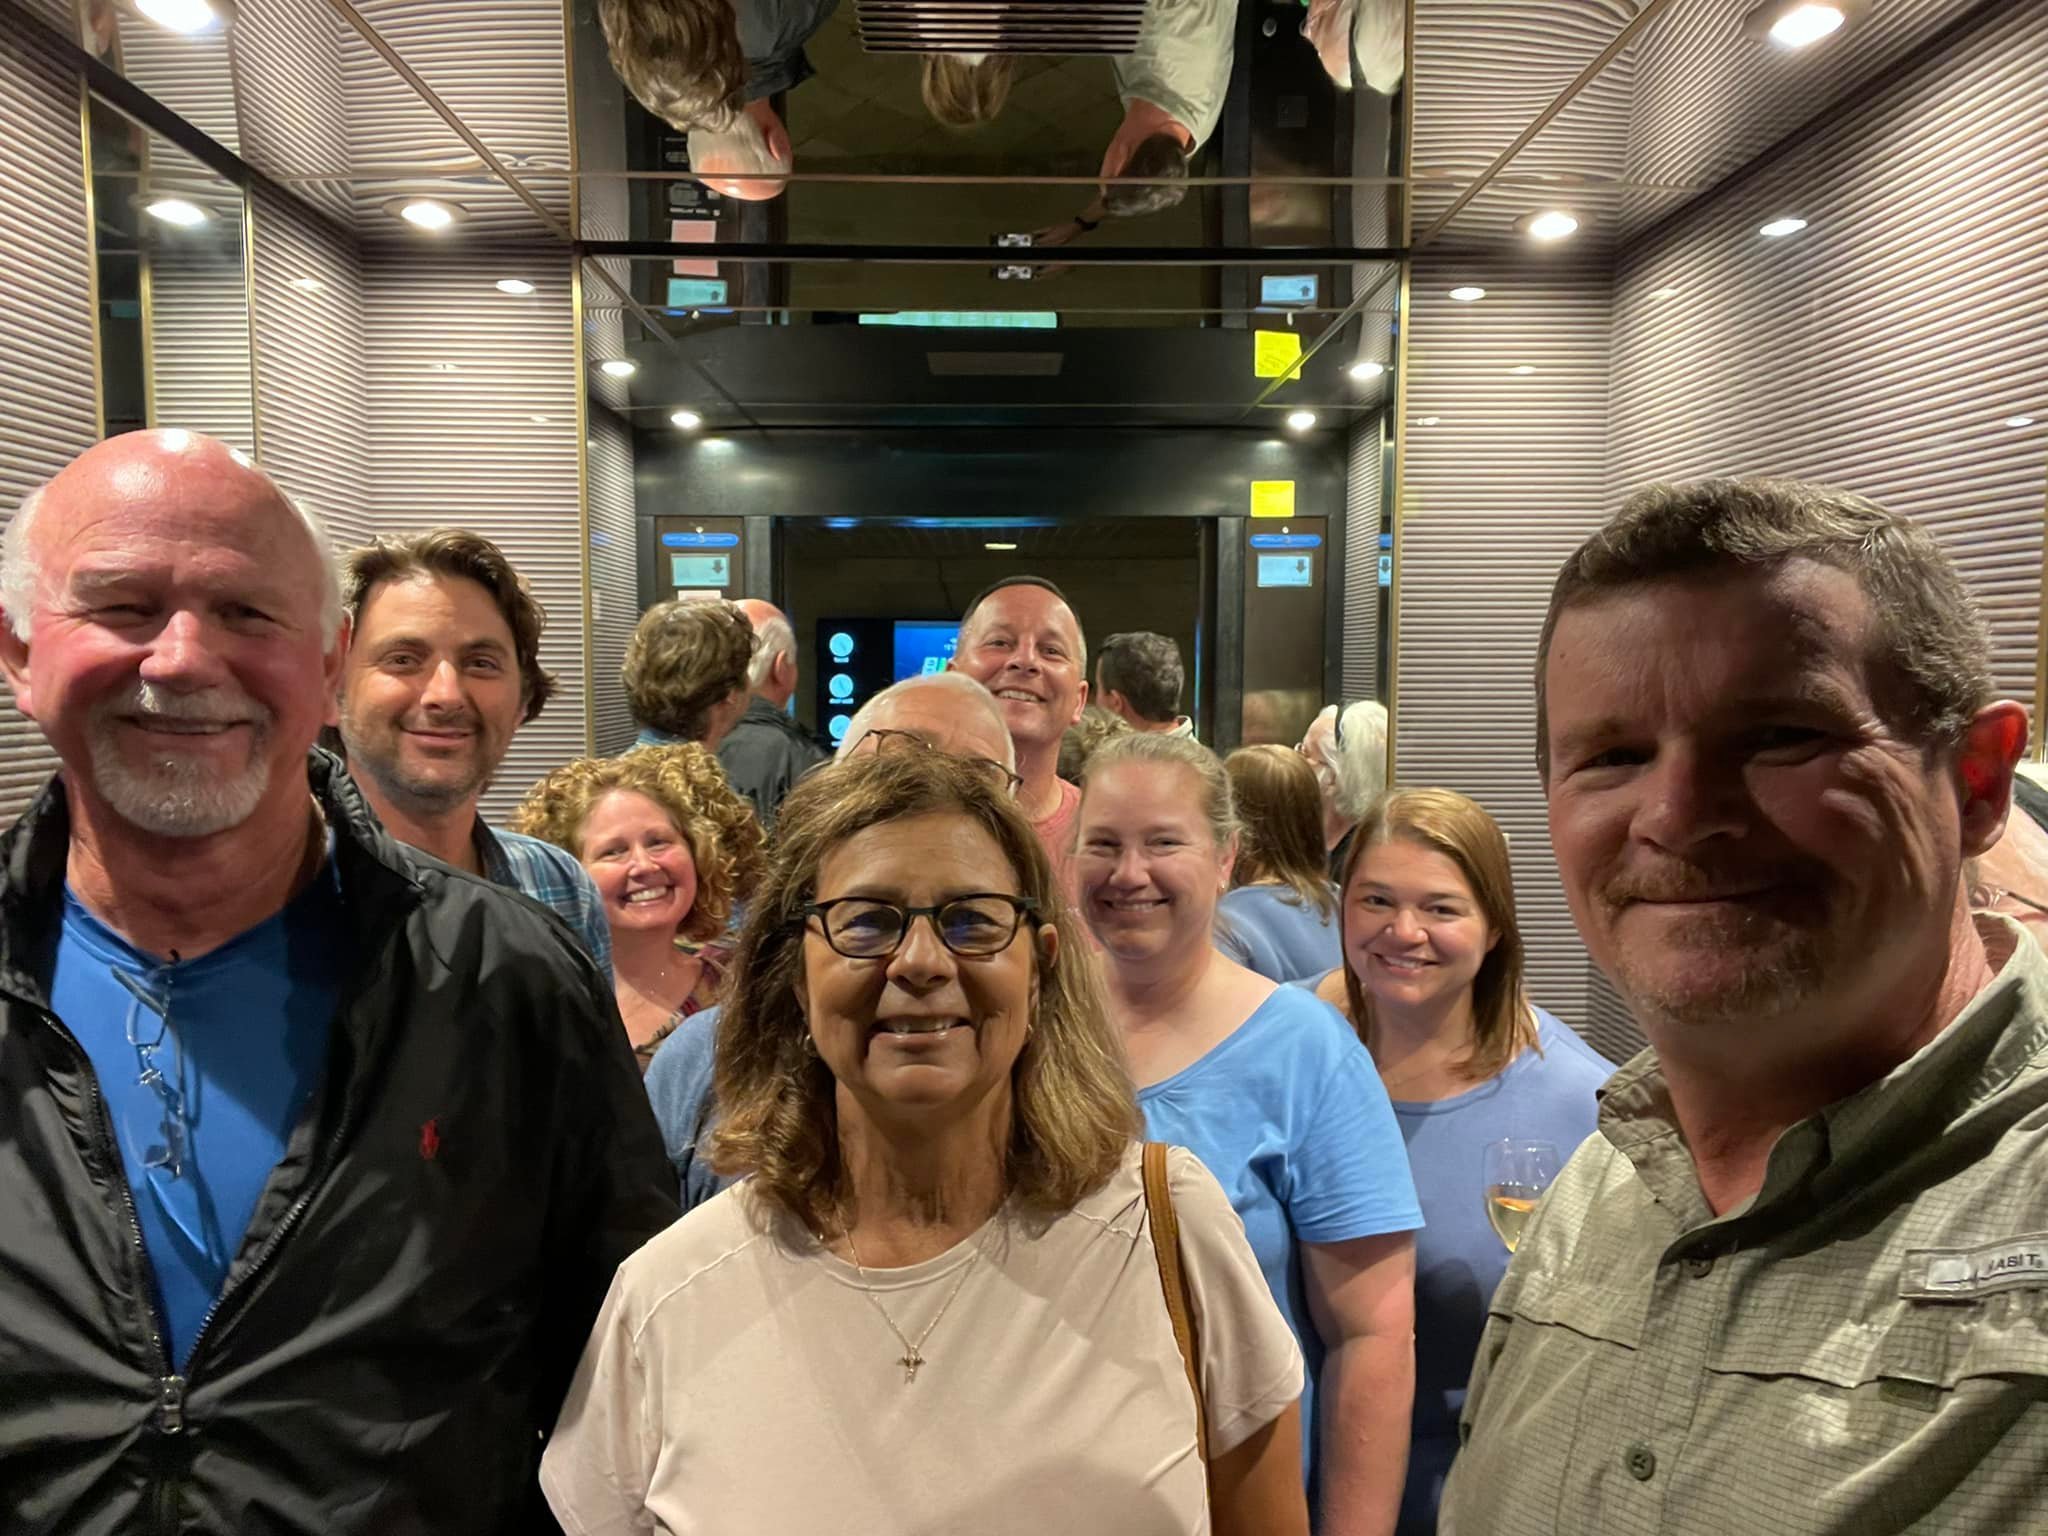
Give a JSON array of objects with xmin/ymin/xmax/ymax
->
[
  {"xmin": 472, "ymin": 822, "xmax": 613, "ymax": 979},
  {"xmin": 1442, "ymin": 917, "xmax": 2048, "ymax": 1536}
]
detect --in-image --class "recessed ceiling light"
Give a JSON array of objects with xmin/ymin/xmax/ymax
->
[
  {"xmin": 985, "ymin": 541, "xmax": 1019, "ymax": 552},
  {"xmin": 1517, "ymin": 210, "xmax": 1580, "ymax": 242},
  {"xmin": 2007, "ymin": 415, "xmax": 2037, "ymax": 428},
  {"xmin": 1509, "ymin": 365, "xmax": 1538, "ymax": 375},
  {"xmin": 135, "ymin": 0, "xmax": 223, "ymax": 32},
  {"xmin": 145, "ymin": 198, "xmax": 209, "ymax": 227},
  {"xmin": 1286, "ymin": 410, "xmax": 1318, "ymax": 431},
  {"xmin": 670, "ymin": 410, "xmax": 703, "ymax": 430},
  {"xmin": 1416, "ymin": 416, "xmax": 1441, "ymax": 426},
  {"xmin": 287, "ymin": 276, "xmax": 325, "ymax": 294},
  {"xmin": 1649, "ymin": 286, "xmax": 1680, "ymax": 299},
  {"xmin": 1759, "ymin": 216, "xmax": 1809, "ymax": 238},
  {"xmin": 599, "ymin": 359, "xmax": 637, "ymax": 378},
  {"xmin": 1449, "ymin": 286, "xmax": 1487, "ymax": 302},
  {"xmin": 388, "ymin": 198, "xmax": 460, "ymax": 231},
  {"xmin": 1746, "ymin": 0, "xmax": 1857, "ymax": 49},
  {"xmin": 528, "ymin": 415, "xmax": 551, "ymax": 424},
  {"xmin": 1349, "ymin": 360, "xmax": 1387, "ymax": 381},
  {"xmin": 495, "ymin": 278, "xmax": 536, "ymax": 295}
]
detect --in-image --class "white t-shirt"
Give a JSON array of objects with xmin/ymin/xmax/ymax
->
[
  {"xmin": 1112, "ymin": 0, "xmax": 1237, "ymax": 151},
  {"xmin": 542, "ymin": 1143, "xmax": 1303, "ymax": 1535}
]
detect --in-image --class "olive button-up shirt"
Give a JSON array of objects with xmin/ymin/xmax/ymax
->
[{"xmin": 1442, "ymin": 918, "xmax": 2048, "ymax": 1536}]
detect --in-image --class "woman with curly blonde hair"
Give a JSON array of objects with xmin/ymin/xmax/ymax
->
[
  {"xmin": 514, "ymin": 744, "xmax": 763, "ymax": 1069},
  {"xmin": 542, "ymin": 750, "xmax": 1311, "ymax": 1536}
]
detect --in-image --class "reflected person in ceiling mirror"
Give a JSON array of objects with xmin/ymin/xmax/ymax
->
[
  {"xmin": 598, "ymin": 0, "xmax": 840, "ymax": 201},
  {"xmin": 1444, "ymin": 478, "xmax": 2043, "ymax": 1536},
  {"xmin": 1097, "ymin": 630, "xmax": 1196, "ymax": 739},
  {"xmin": 1300, "ymin": 0, "xmax": 1405, "ymax": 93},
  {"xmin": 921, "ymin": 51, "xmax": 1018, "ymax": 127},
  {"xmin": 1031, "ymin": 0, "xmax": 1235, "ymax": 255},
  {"xmin": 949, "ymin": 576, "xmax": 1091, "ymax": 891},
  {"xmin": 0, "ymin": 431, "xmax": 676, "ymax": 1534},
  {"xmin": 623, "ymin": 596, "xmax": 757, "ymax": 751},
  {"xmin": 544, "ymin": 749, "xmax": 1312, "ymax": 1536},
  {"xmin": 1075, "ymin": 732, "xmax": 1421, "ymax": 1536},
  {"xmin": 644, "ymin": 668, "xmax": 1022, "ymax": 1212},
  {"xmin": 336, "ymin": 529, "xmax": 614, "ymax": 975}
]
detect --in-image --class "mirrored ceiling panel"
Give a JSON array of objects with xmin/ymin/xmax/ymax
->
[{"xmin": 581, "ymin": 255, "xmax": 1395, "ymax": 429}]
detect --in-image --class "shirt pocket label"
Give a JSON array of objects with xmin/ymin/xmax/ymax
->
[{"xmin": 1902, "ymin": 1234, "xmax": 2048, "ymax": 1301}]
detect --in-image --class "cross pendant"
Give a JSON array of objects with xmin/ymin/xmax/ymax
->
[{"xmin": 899, "ymin": 1349, "xmax": 925, "ymax": 1383}]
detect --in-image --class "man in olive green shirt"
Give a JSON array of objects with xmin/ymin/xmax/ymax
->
[{"xmin": 1442, "ymin": 477, "xmax": 2047, "ymax": 1536}]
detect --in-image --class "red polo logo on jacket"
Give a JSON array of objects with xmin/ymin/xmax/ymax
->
[{"xmin": 419, "ymin": 1118, "xmax": 441, "ymax": 1161}]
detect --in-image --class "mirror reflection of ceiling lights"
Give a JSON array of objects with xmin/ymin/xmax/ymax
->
[
  {"xmin": 1448, "ymin": 286, "xmax": 1487, "ymax": 302},
  {"xmin": 386, "ymin": 198, "xmax": 461, "ymax": 231},
  {"xmin": 144, "ymin": 198, "xmax": 208, "ymax": 227},
  {"xmin": 1287, "ymin": 411, "xmax": 1318, "ymax": 432},
  {"xmin": 670, "ymin": 410, "xmax": 703, "ymax": 431},
  {"xmin": 133, "ymin": 0, "xmax": 229, "ymax": 33},
  {"xmin": 599, "ymin": 360, "xmax": 637, "ymax": 379},
  {"xmin": 1744, "ymin": 0, "xmax": 1866, "ymax": 51},
  {"xmin": 495, "ymin": 279, "xmax": 536, "ymax": 295},
  {"xmin": 1759, "ymin": 216, "xmax": 1810, "ymax": 237},
  {"xmin": 1516, "ymin": 210, "xmax": 1581, "ymax": 242}
]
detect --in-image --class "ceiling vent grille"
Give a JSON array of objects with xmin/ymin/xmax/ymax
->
[{"xmin": 854, "ymin": 0, "xmax": 1146, "ymax": 54}]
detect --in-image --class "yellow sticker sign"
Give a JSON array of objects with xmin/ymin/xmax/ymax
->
[
  {"xmin": 1250, "ymin": 481, "xmax": 1296, "ymax": 519},
  {"xmin": 1253, "ymin": 330, "xmax": 1304, "ymax": 379}
]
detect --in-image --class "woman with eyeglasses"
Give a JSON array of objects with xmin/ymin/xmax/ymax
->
[
  {"xmin": 544, "ymin": 750, "xmax": 1312, "ymax": 1535},
  {"xmin": 514, "ymin": 744, "xmax": 763, "ymax": 1070},
  {"xmin": 1307, "ymin": 787, "xmax": 1611, "ymax": 1535},
  {"xmin": 1073, "ymin": 732, "xmax": 1422, "ymax": 1532}
]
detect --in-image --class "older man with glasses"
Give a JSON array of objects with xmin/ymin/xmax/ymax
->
[
  {"xmin": 642, "ymin": 669, "xmax": 1020, "ymax": 1207},
  {"xmin": 0, "ymin": 431, "xmax": 677, "ymax": 1536}
]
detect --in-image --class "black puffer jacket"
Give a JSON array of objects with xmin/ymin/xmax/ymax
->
[{"xmin": 0, "ymin": 755, "xmax": 679, "ymax": 1535}]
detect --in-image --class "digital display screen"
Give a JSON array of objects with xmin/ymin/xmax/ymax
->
[
  {"xmin": 670, "ymin": 553, "xmax": 730, "ymax": 588},
  {"xmin": 1260, "ymin": 274, "xmax": 1318, "ymax": 305},
  {"xmin": 1256, "ymin": 553, "xmax": 1314, "ymax": 589},
  {"xmin": 893, "ymin": 621, "xmax": 960, "ymax": 680}
]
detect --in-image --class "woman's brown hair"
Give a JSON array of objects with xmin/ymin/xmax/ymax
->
[
  {"xmin": 621, "ymin": 598, "xmax": 756, "ymax": 741},
  {"xmin": 1337, "ymin": 786, "xmax": 1538, "ymax": 1083},
  {"xmin": 511, "ymin": 743, "xmax": 764, "ymax": 942},
  {"xmin": 597, "ymin": 0, "xmax": 746, "ymax": 132},
  {"xmin": 709, "ymin": 749, "xmax": 1141, "ymax": 1233},
  {"xmin": 1225, "ymin": 745, "xmax": 1336, "ymax": 921}
]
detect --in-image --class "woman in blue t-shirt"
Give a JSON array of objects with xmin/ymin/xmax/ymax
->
[
  {"xmin": 1308, "ymin": 786, "xmax": 1615, "ymax": 1535},
  {"xmin": 1074, "ymin": 733, "xmax": 1423, "ymax": 1531}
]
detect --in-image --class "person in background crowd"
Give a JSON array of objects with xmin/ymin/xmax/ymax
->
[
  {"xmin": 1308, "ymin": 787, "xmax": 1610, "ymax": 1535},
  {"xmin": 624, "ymin": 596, "xmax": 756, "ymax": 751},
  {"xmin": 1444, "ymin": 478, "xmax": 2045, "ymax": 1536},
  {"xmin": 1059, "ymin": 703, "xmax": 1133, "ymax": 784},
  {"xmin": 516, "ymin": 744, "xmax": 763, "ymax": 1072},
  {"xmin": 717, "ymin": 597, "xmax": 827, "ymax": 832},
  {"xmin": 1300, "ymin": 698, "xmax": 1389, "ymax": 879},
  {"xmin": 336, "ymin": 528, "xmax": 613, "ymax": 973},
  {"xmin": 1096, "ymin": 630, "xmax": 1196, "ymax": 739},
  {"xmin": 951, "ymin": 575, "xmax": 1090, "ymax": 886},
  {"xmin": 920, "ymin": 51, "xmax": 1016, "ymax": 127},
  {"xmin": 1076, "ymin": 731, "xmax": 1421, "ymax": 1534},
  {"xmin": 596, "ymin": 0, "xmax": 837, "ymax": 202},
  {"xmin": 644, "ymin": 669, "xmax": 1020, "ymax": 1208},
  {"xmin": 1216, "ymin": 745, "xmax": 1343, "ymax": 982},
  {"xmin": 0, "ymin": 431, "xmax": 675, "ymax": 1534},
  {"xmin": 544, "ymin": 751, "xmax": 1312, "ymax": 1536},
  {"xmin": 1301, "ymin": 0, "xmax": 1405, "ymax": 92}
]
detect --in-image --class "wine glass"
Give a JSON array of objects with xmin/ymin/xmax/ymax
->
[{"xmin": 1482, "ymin": 1139, "xmax": 1561, "ymax": 1253}]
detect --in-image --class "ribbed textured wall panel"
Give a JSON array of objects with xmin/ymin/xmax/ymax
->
[
  {"xmin": 249, "ymin": 184, "xmax": 373, "ymax": 550},
  {"xmin": 587, "ymin": 405, "xmax": 639, "ymax": 757},
  {"xmin": 114, "ymin": 22, "xmax": 240, "ymax": 149},
  {"xmin": 361, "ymin": 246, "xmax": 585, "ymax": 822},
  {"xmin": 147, "ymin": 225, "xmax": 256, "ymax": 454},
  {"xmin": 1617, "ymin": 0, "xmax": 1984, "ymax": 240},
  {"xmin": 0, "ymin": 31, "xmax": 96, "ymax": 821},
  {"xmin": 1342, "ymin": 417, "xmax": 1382, "ymax": 700},
  {"xmin": 232, "ymin": 0, "xmax": 356, "ymax": 223},
  {"xmin": 342, "ymin": 0, "xmax": 571, "ymax": 240},
  {"xmin": 1612, "ymin": 3, "xmax": 2048, "ymax": 712},
  {"xmin": 1411, "ymin": 0, "xmax": 1638, "ymax": 246},
  {"xmin": 1395, "ymin": 260, "xmax": 1615, "ymax": 1031}
]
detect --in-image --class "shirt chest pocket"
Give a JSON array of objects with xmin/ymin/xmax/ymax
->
[{"xmin": 1491, "ymin": 1263, "xmax": 1648, "ymax": 1350}]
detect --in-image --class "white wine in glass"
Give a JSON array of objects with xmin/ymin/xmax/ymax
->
[{"xmin": 1483, "ymin": 1139, "xmax": 1561, "ymax": 1253}]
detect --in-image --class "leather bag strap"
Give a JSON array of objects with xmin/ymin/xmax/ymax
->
[{"xmin": 1142, "ymin": 1141, "xmax": 1209, "ymax": 1465}]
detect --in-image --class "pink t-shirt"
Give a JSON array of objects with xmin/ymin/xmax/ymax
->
[{"xmin": 1032, "ymin": 776, "xmax": 1084, "ymax": 897}]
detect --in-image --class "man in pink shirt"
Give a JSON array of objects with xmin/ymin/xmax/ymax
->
[{"xmin": 951, "ymin": 577, "xmax": 1089, "ymax": 888}]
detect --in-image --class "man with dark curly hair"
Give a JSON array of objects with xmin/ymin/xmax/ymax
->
[{"xmin": 623, "ymin": 597, "xmax": 757, "ymax": 751}]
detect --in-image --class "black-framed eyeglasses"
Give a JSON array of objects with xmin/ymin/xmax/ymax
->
[
  {"xmin": 803, "ymin": 893, "xmax": 1040, "ymax": 959},
  {"xmin": 1970, "ymin": 881, "xmax": 2048, "ymax": 919},
  {"xmin": 855, "ymin": 727, "xmax": 1025, "ymax": 797}
]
